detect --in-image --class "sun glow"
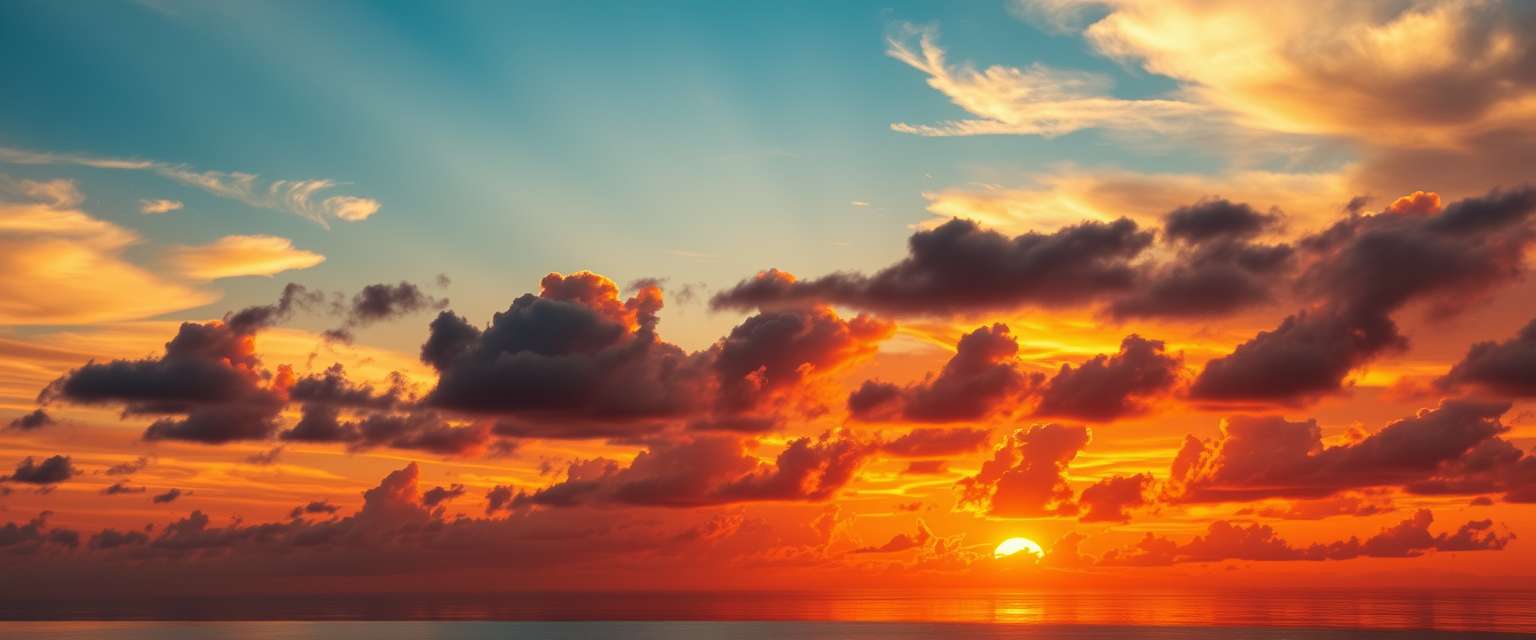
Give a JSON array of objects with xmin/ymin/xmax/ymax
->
[{"xmin": 994, "ymin": 537, "xmax": 1044, "ymax": 559}]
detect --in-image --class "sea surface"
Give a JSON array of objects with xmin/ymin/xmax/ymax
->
[{"xmin": 2, "ymin": 590, "xmax": 1533, "ymax": 638}]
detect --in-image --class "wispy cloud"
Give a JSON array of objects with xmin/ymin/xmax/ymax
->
[
  {"xmin": 166, "ymin": 234, "xmax": 326, "ymax": 280},
  {"xmin": 886, "ymin": 25, "xmax": 1204, "ymax": 137},
  {"xmin": 138, "ymin": 199, "xmax": 183, "ymax": 215},
  {"xmin": 0, "ymin": 146, "xmax": 379, "ymax": 227}
]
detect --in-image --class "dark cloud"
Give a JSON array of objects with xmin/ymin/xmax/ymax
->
[
  {"xmin": 1033, "ymin": 335, "xmax": 1183, "ymax": 421},
  {"xmin": 101, "ymin": 481, "xmax": 146, "ymax": 496},
  {"xmin": 1162, "ymin": 199, "xmax": 1281, "ymax": 244},
  {"xmin": 956, "ymin": 424, "xmax": 1089, "ymax": 517},
  {"xmin": 1188, "ymin": 307, "xmax": 1403, "ymax": 403},
  {"xmin": 901, "ymin": 460, "xmax": 949, "ymax": 475},
  {"xmin": 485, "ymin": 485, "xmax": 515, "ymax": 514},
  {"xmin": 324, "ymin": 281, "xmax": 448, "ymax": 344},
  {"xmin": 709, "ymin": 306, "xmax": 891, "ymax": 422},
  {"xmin": 878, "ymin": 428, "xmax": 990, "ymax": 457},
  {"xmin": 513, "ymin": 432, "xmax": 875, "ymax": 508},
  {"xmin": 152, "ymin": 489, "xmax": 183, "ymax": 504},
  {"xmin": 1238, "ymin": 492, "xmax": 1395, "ymax": 520},
  {"xmin": 422, "ymin": 273, "xmax": 709, "ymax": 430},
  {"xmin": 849, "ymin": 324, "xmax": 1035, "ymax": 423},
  {"xmin": 2, "ymin": 455, "xmax": 75, "ymax": 485},
  {"xmin": 88, "ymin": 529, "xmax": 149, "ymax": 551},
  {"xmin": 288, "ymin": 364, "xmax": 409, "ymax": 410},
  {"xmin": 851, "ymin": 522, "xmax": 932, "ymax": 554},
  {"xmin": 426, "ymin": 272, "xmax": 890, "ymax": 438},
  {"xmin": 289, "ymin": 501, "xmax": 340, "ymax": 519},
  {"xmin": 1193, "ymin": 187, "xmax": 1536, "ymax": 403},
  {"xmin": 0, "ymin": 513, "xmax": 79, "ymax": 553},
  {"xmin": 1108, "ymin": 235, "xmax": 1294, "ymax": 319},
  {"xmin": 1100, "ymin": 509, "xmax": 1512, "ymax": 566},
  {"xmin": 105, "ymin": 457, "xmax": 149, "ymax": 476},
  {"xmin": 1077, "ymin": 473, "xmax": 1153, "ymax": 523},
  {"xmin": 1168, "ymin": 400, "xmax": 1536, "ymax": 503},
  {"xmin": 245, "ymin": 447, "xmax": 283, "ymax": 466},
  {"xmin": 422, "ymin": 484, "xmax": 466, "ymax": 508},
  {"xmin": 280, "ymin": 405, "xmax": 492, "ymax": 456},
  {"xmin": 711, "ymin": 218, "xmax": 1153, "ymax": 315},
  {"xmin": 1440, "ymin": 318, "xmax": 1536, "ymax": 397},
  {"xmin": 40, "ymin": 303, "xmax": 289, "ymax": 444},
  {"xmin": 7, "ymin": 408, "xmax": 54, "ymax": 431}
]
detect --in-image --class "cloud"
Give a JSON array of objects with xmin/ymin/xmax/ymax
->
[
  {"xmin": 138, "ymin": 199, "xmax": 182, "ymax": 215},
  {"xmin": 1238, "ymin": 492, "xmax": 1395, "ymax": 521},
  {"xmin": 6, "ymin": 408, "xmax": 54, "ymax": 431},
  {"xmin": 105, "ymin": 457, "xmax": 150, "ymax": 476},
  {"xmin": 1037, "ymin": 1, "xmax": 1536, "ymax": 146},
  {"xmin": 513, "ymin": 432, "xmax": 875, "ymax": 508},
  {"xmin": 323, "ymin": 281, "xmax": 449, "ymax": 344},
  {"xmin": 0, "ymin": 174, "xmax": 216, "ymax": 324},
  {"xmin": 849, "ymin": 324, "xmax": 1035, "ymax": 423},
  {"xmin": 290, "ymin": 501, "xmax": 340, "ymax": 519},
  {"xmin": 101, "ymin": 481, "xmax": 147, "ymax": 496},
  {"xmin": 878, "ymin": 428, "xmax": 991, "ymax": 458},
  {"xmin": 956, "ymin": 424, "xmax": 1089, "ymax": 517},
  {"xmin": 2, "ymin": 455, "xmax": 76, "ymax": 485},
  {"xmin": 429, "ymin": 272, "xmax": 890, "ymax": 438},
  {"xmin": 1033, "ymin": 335, "xmax": 1183, "ymax": 420},
  {"xmin": 1192, "ymin": 187, "xmax": 1536, "ymax": 403},
  {"xmin": 152, "ymin": 489, "xmax": 183, "ymax": 504},
  {"xmin": 1440, "ymin": 318, "xmax": 1536, "ymax": 397},
  {"xmin": 919, "ymin": 168, "xmax": 1353, "ymax": 235},
  {"xmin": 0, "ymin": 146, "xmax": 380, "ymax": 227},
  {"xmin": 851, "ymin": 327, "xmax": 1180, "ymax": 423},
  {"xmin": 852, "ymin": 522, "xmax": 934, "ymax": 554},
  {"xmin": 886, "ymin": 25, "xmax": 1204, "ymax": 137},
  {"xmin": 1077, "ymin": 473, "xmax": 1153, "ymax": 523},
  {"xmin": 1099, "ymin": 509, "xmax": 1512, "ymax": 566},
  {"xmin": 167, "ymin": 235, "xmax": 326, "ymax": 280},
  {"xmin": 1168, "ymin": 400, "xmax": 1536, "ymax": 503},
  {"xmin": 712, "ymin": 218, "xmax": 1152, "ymax": 316},
  {"xmin": 0, "ymin": 513, "xmax": 79, "ymax": 553}
]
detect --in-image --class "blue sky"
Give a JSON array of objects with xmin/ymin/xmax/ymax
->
[{"xmin": 0, "ymin": 0, "xmax": 1235, "ymax": 348}]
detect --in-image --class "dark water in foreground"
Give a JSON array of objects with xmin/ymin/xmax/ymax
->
[
  {"xmin": 1, "ymin": 622, "xmax": 1532, "ymax": 640},
  {"xmin": 2, "ymin": 590, "xmax": 1533, "ymax": 637}
]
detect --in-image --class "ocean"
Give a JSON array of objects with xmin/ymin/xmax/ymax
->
[{"xmin": 2, "ymin": 590, "xmax": 1533, "ymax": 638}]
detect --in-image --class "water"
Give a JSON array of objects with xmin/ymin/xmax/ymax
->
[{"xmin": 2, "ymin": 590, "xmax": 1532, "ymax": 637}]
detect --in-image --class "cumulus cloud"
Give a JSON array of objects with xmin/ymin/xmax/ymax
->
[
  {"xmin": 956, "ymin": 424, "xmax": 1089, "ymax": 517},
  {"xmin": 2, "ymin": 455, "xmax": 76, "ymax": 485},
  {"xmin": 1168, "ymin": 400, "xmax": 1536, "ymax": 503},
  {"xmin": 1033, "ymin": 335, "xmax": 1183, "ymax": 420},
  {"xmin": 711, "ymin": 218, "xmax": 1152, "ymax": 316},
  {"xmin": 851, "ymin": 327, "xmax": 1180, "ymax": 424},
  {"xmin": 6, "ymin": 408, "xmax": 54, "ymax": 431},
  {"xmin": 1099, "ymin": 509, "xmax": 1512, "ymax": 566},
  {"xmin": 878, "ymin": 428, "xmax": 991, "ymax": 458},
  {"xmin": 323, "ymin": 281, "xmax": 449, "ymax": 344},
  {"xmin": 1077, "ymin": 473, "xmax": 1153, "ymax": 523},
  {"xmin": 429, "ymin": 272, "xmax": 890, "ymax": 438},
  {"xmin": 512, "ymin": 432, "xmax": 875, "ymax": 508},
  {"xmin": 167, "ymin": 235, "xmax": 326, "ymax": 280},
  {"xmin": 849, "ymin": 324, "xmax": 1035, "ymax": 423},
  {"xmin": 1440, "ymin": 318, "xmax": 1536, "ymax": 397},
  {"xmin": 1192, "ymin": 187, "xmax": 1536, "ymax": 403}
]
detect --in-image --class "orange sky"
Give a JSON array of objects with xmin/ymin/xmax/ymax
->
[{"xmin": 3, "ymin": 0, "xmax": 1536, "ymax": 601}]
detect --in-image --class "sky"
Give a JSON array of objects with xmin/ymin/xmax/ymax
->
[{"xmin": 2, "ymin": 0, "xmax": 1536, "ymax": 599}]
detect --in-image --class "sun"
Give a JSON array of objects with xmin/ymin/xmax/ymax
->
[{"xmin": 994, "ymin": 536, "xmax": 1044, "ymax": 559}]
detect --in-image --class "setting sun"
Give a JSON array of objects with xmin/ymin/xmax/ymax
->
[{"xmin": 994, "ymin": 537, "xmax": 1044, "ymax": 559}]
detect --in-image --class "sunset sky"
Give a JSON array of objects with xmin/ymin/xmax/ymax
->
[{"xmin": 3, "ymin": 0, "xmax": 1536, "ymax": 598}]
